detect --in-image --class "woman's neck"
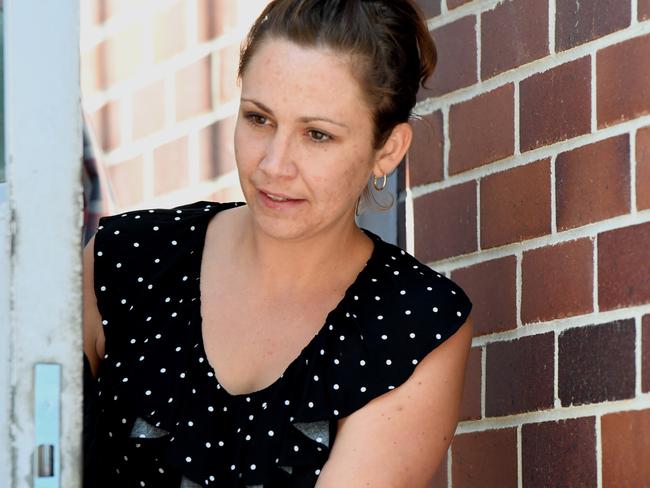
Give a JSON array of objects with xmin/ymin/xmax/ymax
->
[{"xmin": 230, "ymin": 206, "xmax": 374, "ymax": 294}]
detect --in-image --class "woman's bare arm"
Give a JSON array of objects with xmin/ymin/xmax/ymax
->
[
  {"xmin": 83, "ymin": 235, "xmax": 104, "ymax": 377},
  {"xmin": 315, "ymin": 316, "xmax": 473, "ymax": 488}
]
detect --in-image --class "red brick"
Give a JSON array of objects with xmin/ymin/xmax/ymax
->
[
  {"xmin": 602, "ymin": 409, "xmax": 650, "ymax": 487},
  {"xmin": 219, "ymin": 44, "xmax": 240, "ymax": 103},
  {"xmin": 90, "ymin": 100, "xmax": 121, "ymax": 152},
  {"xmin": 197, "ymin": 0, "xmax": 237, "ymax": 42},
  {"xmin": 559, "ymin": 320, "xmax": 636, "ymax": 406},
  {"xmin": 418, "ymin": 17, "xmax": 477, "ymax": 100},
  {"xmin": 413, "ymin": 182, "xmax": 477, "ymax": 262},
  {"xmin": 598, "ymin": 221, "xmax": 650, "ymax": 310},
  {"xmin": 459, "ymin": 347, "xmax": 482, "ymax": 421},
  {"xmin": 154, "ymin": 2, "xmax": 186, "ymax": 62},
  {"xmin": 644, "ymin": 315, "xmax": 650, "ymax": 393},
  {"xmin": 101, "ymin": 25, "xmax": 144, "ymax": 87},
  {"xmin": 637, "ymin": 126, "xmax": 650, "ymax": 210},
  {"xmin": 97, "ymin": 0, "xmax": 142, "ymax": 23},
  {"xmin": 198, "ymin": 116, "xmax": 237, "ymax": 181},
  {"xmin": 486, "ymin": 333, "xmax": 554, "ymax": 416},
  {"xmin": 556, "ymin": 135, "xmax": 630, "ymax": 230},
  {"xmin": 97, "ymin": 0, "xmax": 122, "ymax": 23},
  {"xmin": 451, "ymin": 428, "xmax": 517, "ymax": 488},
  {"xmin": 176, "ymin": 56, "xmax": 213, "ymax": 121},
  {"xmin": 107, "ymin": 156, "xmax": 144, "ymax": 207},
  {"xmin": 408, "ymin": 111, "xmax": 444, "ymax": 187},
  {"xmin": 414, "ymin": 0, "xmax": 441, "ymax": 19},
  {"xmin": 522, "ymin": 238, "xmax": 593, "ymax": 323},
  {"xmin": 449, "ymin": 84, "xmax": 514, "ymax": 174},
  {"xmin": 597, "ymin": 33, "xmax": 650, "ymax": 128},
  {"xmin": 480, "ymin": 159, "xmax": 551, "ymax": 249},
  {"xmin": 556, "ymin": 0, "xmax": 630, "ymax": 51},
  {"xmin": 451, "ymin": 256, "xmax": 517, "ymax": 336},
  {"xmin": 522, "ymin": 417, "xmax": 597, "ymax": 487},
  {"xmin": 153, "ymin": 137, "xmax": 189, "ymax": 196},
  {"xmin": 641, "ymin": 0, "xmax": 650, "ymax": 20},
  {"xmin": 520, "ymin": 57, "xmax": 591, "ymax": 151},
  {"xmin": 81, "ymin": 44, "xmax": 102, "ymax": 95},
  {"xmin": 481, "ymin": 0, "xmax": 549, "ymax": 79},
  {"xmin": 86, "ymin": 0, "xmax": 102, "ymax": 25},
  {"xmin": 447, "ymin": 0, "xmax": 473, "ymax": 9},
  {"xmin": 132, "ymin": 80, "xmax": 166, "ymax": 140},
  {"xmin": 428, "ymin": 450, "xmax": 447, "ymax": 488}
]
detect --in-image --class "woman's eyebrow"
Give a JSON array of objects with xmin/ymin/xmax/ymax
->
[
  {"xmin": 241, "ymin": 97, "xmax": 349, "ymax": 129},
  {"xmin": 298, "ymin": 115, "xmax": 349, "ymax": 130}
]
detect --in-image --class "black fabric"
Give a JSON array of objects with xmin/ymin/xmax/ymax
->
[
  {"xmin": 89, "ymin": 200, "xmax": 472, "ymax": 487},
  {"xmin": 83, "ymin": 354, "xmax": 100, "ymax": 488}
]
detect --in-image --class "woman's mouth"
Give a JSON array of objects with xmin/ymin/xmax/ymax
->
[
  {"xmin": 258, "ymin": 189, "xmax": 305, "ymax": 208},
  {"xmin": 265, "ymin": 192, "xmax": 290, "ymax": 202}
]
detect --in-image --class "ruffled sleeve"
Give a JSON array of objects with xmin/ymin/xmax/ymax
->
[{"xmin": 290, "ymin": 240, "xmax": 472, "ymax": 424}]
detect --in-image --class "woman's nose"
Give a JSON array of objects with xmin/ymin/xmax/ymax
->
[{"xmin": 258, "ymin": 130, "xmax": 297, "ymax": 178}]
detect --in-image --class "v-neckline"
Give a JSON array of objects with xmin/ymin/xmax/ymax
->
[{"xmin": 192, "ymin": 201, "xmax": 381, "ymax": 400}]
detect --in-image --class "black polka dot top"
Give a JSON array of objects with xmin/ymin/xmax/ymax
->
[{"xmin": 90, "ymin": 200, "xmax": 472, "ymax": 488}]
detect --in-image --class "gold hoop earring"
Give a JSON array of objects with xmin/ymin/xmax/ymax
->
[{"xmin": 372, "ymin": 174, "xmax": 387, "ymax": 192}]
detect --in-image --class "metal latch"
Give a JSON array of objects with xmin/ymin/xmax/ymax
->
[{"xmin": 34, "ymin": 363, "xmax": 60, "ymax": 487}]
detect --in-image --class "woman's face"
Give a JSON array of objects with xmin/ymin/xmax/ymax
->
[{"xmin": 234, "ymin": 37, "xmax": 379, "ymax": 241}]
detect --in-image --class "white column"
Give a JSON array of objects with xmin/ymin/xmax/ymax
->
[{"xmin": 2, "ymin": 0, "xmax": 83, "ymax": 486}]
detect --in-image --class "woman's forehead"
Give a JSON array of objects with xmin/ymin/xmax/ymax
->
[{"xmin": 240, "ymin": 38, "xmax": 369, "ymax": 117}]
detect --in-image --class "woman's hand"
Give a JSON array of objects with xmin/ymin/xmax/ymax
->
[{"xmin": 316, "ymin": 316, "xmax": 474, "ymax": 488}]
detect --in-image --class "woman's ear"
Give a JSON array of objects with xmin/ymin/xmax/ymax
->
[{"xmin": 371, "ymin": 122, "xmax": 413, "ymax": 178}]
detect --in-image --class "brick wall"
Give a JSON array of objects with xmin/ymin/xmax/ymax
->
[
  {"xmin": 80, "ymin": 0, "xmax": 270, "ymax": 211},
  {"xmin": 409, "ymin": 1, "xmax": 650, "ymax": 486}
]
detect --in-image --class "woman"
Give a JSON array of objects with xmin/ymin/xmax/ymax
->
[{"xmin": 83, "ymin": 1, "xmax": 474, "ymax": 486}]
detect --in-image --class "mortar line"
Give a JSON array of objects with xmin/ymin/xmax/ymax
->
[
  {"xmin": 468, "ymin": 305, "xmax": 650, "ymax": 349},
  {"xmin": 427, "ymin": 209, "xmax": 650, "ymax": 273},
  {"xmin": 456, "ymin": 395, "xmax": 650, "ymax": 434},
  {"xmin": 415, "ymin": 21, "xmax": 650, "ymax": 116},
  {"xmin": 514, "ymin": 81, "xmax": 520, "ymax": 156},
  {"xmin": 549, "ymin": 0, "xmax": 556, "ymax": 54},
  {"xmin": 410, "ymin": 114, "xmax": 650, "ymax": 199}
]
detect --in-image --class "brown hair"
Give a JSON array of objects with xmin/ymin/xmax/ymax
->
[{"xmin": 238, "ymin": 0, "xmax": 437, "ymax": 150}]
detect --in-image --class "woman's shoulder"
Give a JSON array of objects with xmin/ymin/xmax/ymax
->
[
  {"xmin": 93, "ymin": 200, "xmax": 243, "ymax": 250},
  {"xmin": 358, "ymin": 230, "xmax": 472, "ymax": 330},
  {"xmin": 96, "ymin": 200, "xmax": 236, "ymax": 231},
  {"xmin": 291, "ymin": 232, "xmax": 473, "ymax": 422}
]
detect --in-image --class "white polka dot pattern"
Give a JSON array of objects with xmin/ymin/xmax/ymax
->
[{"xmin": 90, "ymin": 201, "xmax": 472, "ymax": 487}]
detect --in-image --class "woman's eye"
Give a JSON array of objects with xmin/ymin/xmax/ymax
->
[
  {"xmin": 308, "ymin": 130, "xmax": 331, "ymax": 143},
  {"xmin": 245, "ymin": 113, "xmax": 268, "ymax": 126}
]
